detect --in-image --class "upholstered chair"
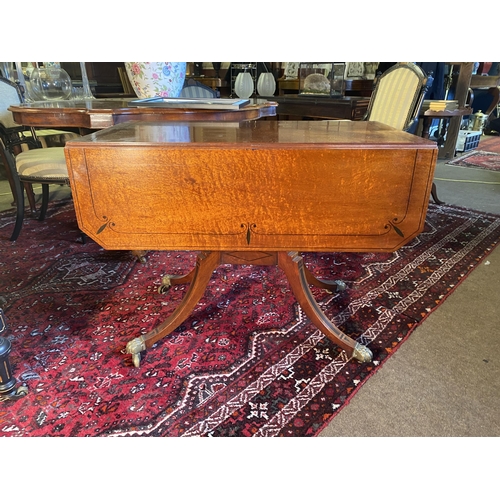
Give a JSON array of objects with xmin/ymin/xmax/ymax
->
[
  {"xmin": 365, "ymin": 62, "xmax": 428, "ymax": 132},
  {"xmin": 0, "ymin": 76, "xmax": 78, "ymax": 216},
  {"xmin": 0, "ymin": 132, "xmax": 71, "ymax": 241},
  {"xmin": 180, "ymin": 79, "xmax": 220, "ymax": 98}
]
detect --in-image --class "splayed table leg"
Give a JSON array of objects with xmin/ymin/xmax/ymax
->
[
  {"xmin": 125, "ymin": 251, "xmax": 219, "ymax": 367},
  {"xmin": 124, "ymin": 250, "xmax": 372, "ymax": 367}
]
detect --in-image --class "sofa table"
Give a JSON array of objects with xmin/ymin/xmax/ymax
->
[
  {"xmin": 64, "ymin": 120, "xmax": 437, "ymax": 368},
  {"xmin": 9, "ymin": 97, "xmax": 277, "ymax": 133}
]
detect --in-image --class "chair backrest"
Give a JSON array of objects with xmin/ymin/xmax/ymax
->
[
  {"xmin": 0, "ymin": 76, "xmax": 79, "ymax": 153},
  {"xmin": 0, "ymin": 76, "xmax": 23, "ymax": 129},
  {"xmin": 179, "ymin": 78, "xmax": 219, "ymax": 98},
  {"xmin": 365, "ymin": 62, "xmax": 428, "ymax": 131}
]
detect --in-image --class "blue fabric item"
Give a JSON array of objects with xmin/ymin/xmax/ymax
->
[
  {"xmin": 487, "ymin": 117, "xmax": 500, "ymax": 133},
  {"xmin": 416, "ymin": 63, "xmax": 446, "ymax": 100}
]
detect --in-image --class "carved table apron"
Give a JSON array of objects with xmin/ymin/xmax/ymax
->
[{"xmin": 64, "ymin": 120, "xmax": 438, "ymax": 367}]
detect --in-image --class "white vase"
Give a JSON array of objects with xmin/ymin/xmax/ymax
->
[
  {"xmin": 234, "ymin": 72, "xmax": 254, "ymax": 99},
  {"xmin": 124, "ymin": 62, "xmax": 186, "ymax": 98},
  {"xmin": 256, "ymin": 72, "xmax": 276, "ymax": 96}
]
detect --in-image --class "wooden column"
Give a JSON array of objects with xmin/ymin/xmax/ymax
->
[{"xmin": 440, "ymin": 62, "xmax": 474, "ymax": 160}]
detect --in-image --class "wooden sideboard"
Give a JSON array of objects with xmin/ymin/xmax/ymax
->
[
  {"xmin": 344, "ymin": 79, "xmax": 374, "ymax": 97},
  {"xmin": 9, "ymin": 98, "xmax": 277, "ymax": 132},
  {"xmin": 273, "ymin": 95, "xmax": 369, "ymax": 121}
]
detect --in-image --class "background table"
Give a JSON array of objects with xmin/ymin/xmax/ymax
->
[
  {"xmin": 7, "ymin": 97, "xmax": 277, "ymax": 214},
  {"xmin": 9, "ymin": 98, "xmax": 278, "ymax": 133}
]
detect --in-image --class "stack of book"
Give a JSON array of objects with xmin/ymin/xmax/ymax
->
[{"xmin": 421, "ymin": 100, "xmax": 459, "ymax": 112}]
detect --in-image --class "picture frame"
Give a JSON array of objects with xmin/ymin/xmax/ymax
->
[
  {"xmin": 284, "ymin": 62, "xmax": 299, "ymax": 79},
  {"xmin": 344, "ymin": 62, "xmax": 365, "ymax": 79}
]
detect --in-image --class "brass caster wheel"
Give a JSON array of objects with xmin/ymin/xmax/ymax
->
[
  {"xmin": 0, "ymin": 384, "xmax": 28, "ymax": 402},
  {"xmin": 131, "ymin": 251, "xmax": 148, "ymax": 264},
  {"xmin": 16, "ymin": 385, "xmax": 28, "ymax": 397},
  {"xmin": 158, "ymin": 275, "xmax": 172, "ymax": 294}
]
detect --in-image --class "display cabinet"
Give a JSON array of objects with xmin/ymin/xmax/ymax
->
[
  {"xmin": 61, "ymin": 62, "xmax": 125, "ymax": 96},
  {"xmin": 298, "ymin": 62, "xmax": 345, "ymax": 97}
]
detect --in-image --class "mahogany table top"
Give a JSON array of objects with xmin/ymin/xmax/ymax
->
[
  {"xmin": 9, "ymin": 97, "xmax": 277, "ymax": 130},
  {"xmin": 66, "ymin": 118, "xmax": 436, "ymax": 148}
]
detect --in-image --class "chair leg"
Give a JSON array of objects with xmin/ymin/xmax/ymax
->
[
  {"xmin": 0, "ymin": 149, "xmax": 19, "ymax": 208},
  {"xmin": 34, "ymin": 184, "xmax": 86, "ymax": 243},
  {"xmin": 2, "ymin": 149, "xmax": 26, "ymax": 242},
  {"xmin": 431, "ymin": 182, "xmax": 444, "ymax": 205},
  {"xmin": 23, "ymin": 182, "xmax": 38, "ymax": 214},
  {"xmin": 39, "ymin": 184, "xmax": 49, "ymax": 221},
  {"xmin": 10, "ymin": 174, "xmax": 25, "ymax": 242}
]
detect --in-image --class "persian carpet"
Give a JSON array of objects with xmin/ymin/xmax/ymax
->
[
  {"xmin": 476, "ymin": 136, "xmax": 500, "ymax": 154},
  {"xmin": 447, "ymin": 148, "xmax": 500, "ymax": 171},
  {"xmin": 0, "ymin": 200, "xmax": 499, "ymax": 437}
]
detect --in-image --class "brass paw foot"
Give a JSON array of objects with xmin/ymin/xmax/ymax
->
[
  {"xmin": 131, "ymin": 250, "xmax": 148, "ymax": 264},
  {"xmin": 334, "ymin": 280, "xmax": 347, "ymax": 292},
  {"xmin": 125, "ymin": 337, "xmax": 146, "ymax": 368},
  {"xmin": 324, "ymin": 280, "xmax": 347, "ymax": 294},
  {"xmin": 352, "ymin": 343, "xmax": 373, "ymax": 363}
]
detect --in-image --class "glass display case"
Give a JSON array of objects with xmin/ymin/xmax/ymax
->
[{"xmin": 298, "ymin": 62, "xmax": 345, "ymax": 97}]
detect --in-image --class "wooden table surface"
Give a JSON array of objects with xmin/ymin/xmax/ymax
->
[
  {"xmin": 9, "ymin": 97, "xmax": 277, "ymax": 131},
  {"xmin": 65, "ymin": 119, "xmax": 436, "ymax": 253},
  {"xmin": 65, "ymin": 120, "xmax": 437, "ymax": 366}
]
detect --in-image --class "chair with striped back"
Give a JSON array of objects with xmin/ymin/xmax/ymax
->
[
  {"xmin": 0, "ymin": 76, "xmax": 79, "ymax": 219},
  {"xmin": 365, "ymin": 62, "xmax": 428, "ymax": 131},
  {"xmin": 0, "ymin": 127, "xmax": 73, "ymax": 242},
  {"xmin": 179, "ymin": 78, "xmax": 220, "ymax": 98},
  {"xmin": 363, "ymin": 62, "xmax": 442, "ymax": 203}
]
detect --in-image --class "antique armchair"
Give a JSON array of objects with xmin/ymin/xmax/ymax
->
[
  {"xmin": 363, "ymin": 63, "xmax": 441, "ymax": 203},
  {"xmin": 0, "ymin": 79, "xmax": 79, "ymax": 242},
  {"xmin": 0, "ymin": 128, "xmax": 71, "ymax": 241},
  {"xmin": 0, "ymin": 77, "xmax": 78, "ymax": 149},
  {"xmin": 0, "ymin": 76, "xmax": 78, "ymax": 214},
  {"xmin": 364, "ymin": 62, "xmax": 429, "ymax": 131},
  {"xmin": 180, "ymin": 78, "xmax": 220, "ymax": 98}
]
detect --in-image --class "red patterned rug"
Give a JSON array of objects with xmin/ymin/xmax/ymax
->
[
  {"xmin": 447, "ymin": 137, "xmax": 500, "ymax": 170},
  {"xmin": 1, "ymin": 200, "xmax": 499, "ymax": 437},
  {"xmin": 447, "ymin": 150, "xmax": 500, "ymax": 171},
  {"xmin": 478, "ymin": 136, "xmax": 500, "ymax": 154}
]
